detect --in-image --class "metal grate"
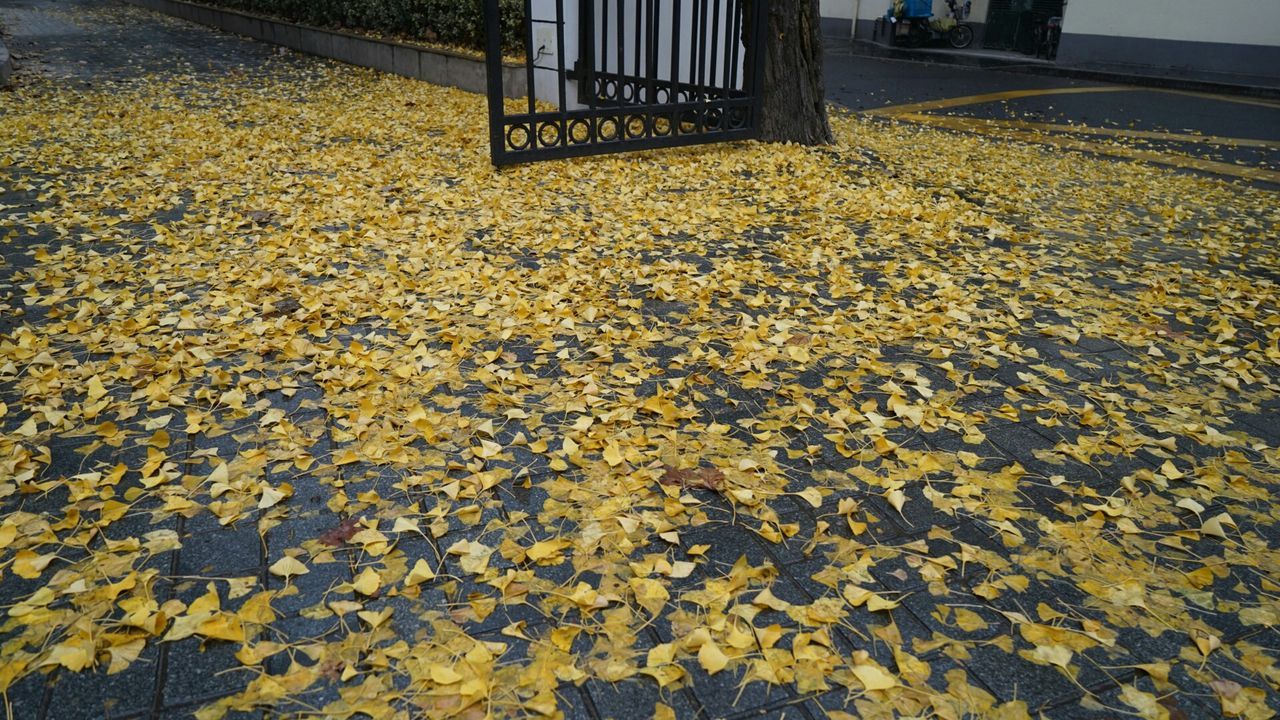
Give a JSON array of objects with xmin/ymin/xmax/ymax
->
[{"xmin": 484, "ymin": 0, "xmax": 768, "ymax": 166}]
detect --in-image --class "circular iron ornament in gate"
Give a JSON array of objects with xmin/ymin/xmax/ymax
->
[
  {"xmin": 726, "ymin": 106, "xmax": 749, "ymax": 130},
  {"xmin": 678, "ymin": 109, "xmax": 703, "ymax": 134},
  {"xmin": 568, "ymin": 118, "xmax": 592, "ymax": 145},
  {"xmin": 537, "ymin": 121, "xmax": 562, "ymax": 148},
  {"xmin": 505, "ymin": 124, "xmax": 532, "ymax": 152},
  {"xmin": 596, "ymin": 117, "xmax": 621, "ymax": 142},
  {"xmin": 625, "ymin": 114, "xmax": 650, "ymax": 139},
  {"xmin": 651, "ymin": 114, "xmax": 673, "ymax": 137}
]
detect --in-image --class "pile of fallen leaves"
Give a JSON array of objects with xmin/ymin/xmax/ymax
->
[{"xmin": 1, "ymin": 51, "xmax": 1278, "ymax": 720}]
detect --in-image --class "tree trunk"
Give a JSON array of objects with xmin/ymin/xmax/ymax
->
[{"xmin": 754, "ymin": 0, "xmax": 833, "ymax": 145}]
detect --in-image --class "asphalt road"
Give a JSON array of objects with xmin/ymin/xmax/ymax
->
[{"xmin": 823, "ymin": 47, "xmax": 1280, "ymax": 183}]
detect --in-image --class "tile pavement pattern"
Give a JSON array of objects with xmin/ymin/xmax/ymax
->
[{"xmin": 1, "ymin": 2, "xmax": 1278, "ymax": 719}]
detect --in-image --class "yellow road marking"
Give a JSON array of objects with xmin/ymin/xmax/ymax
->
[
  {"xmin": 921, "ymin": 116, "xmax": 1279, "ymax": 149},
  {"xmin": 892, "ymin": 112, "xmax": 1280, "ymax": 184},
  {"xmin": 1152, "ymin": 88, "xmax": 1280, "ymax": 111},
  {"xmin": 864, "ymin": 86, "xmax": 1134, "ymax": 117}
]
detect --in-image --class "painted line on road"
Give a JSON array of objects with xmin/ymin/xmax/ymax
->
[
  {"xmin": 916, "ymin": 116, "xmax": 1280, "ymax": 149},
  {"xmin": 864, "ymin": 86, "xmax": 1135, "ymax": 117},
  {"xmin": 892, "ymin": 112, "xmax": 1280, "ymax": 184},
  {"xmin": 1153, "ymin": 89, "xmax": 1280, "ymax": 111}
]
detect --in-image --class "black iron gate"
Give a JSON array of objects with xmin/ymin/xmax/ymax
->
[{"xmin": 484, "ymin": 0, "xmax": 768, "ymax": 165}]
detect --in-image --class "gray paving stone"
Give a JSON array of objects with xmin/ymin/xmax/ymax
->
[
  {"xmin": 724, "ymin": 700, "xmax": 813, "ymax": 720},
  {"xmin": 45, "ymin": 646, "xmax": 158, "ymax": 720},
  {"xmin": 161, "ymin": 637, "xmax": 246, "ymax": 707},
  {"xmin": 584, "ymin": 676, "xmax": 701, "ymax": 720},
  {"xmin": 959, "ymin": 641, "xmax": 1084, "ymax": 712},
  {"xmin": 177, "ymin": 522, "xmax": 264, "ymax": 577},
  {"xmin": 3, "ymin": 669, "xmax": 52, "ymax": 720}
]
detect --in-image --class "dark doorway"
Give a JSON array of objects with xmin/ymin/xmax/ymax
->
[{"xmin": 983, "ymin": 0, "xmax": 1064, "ymax": 57}]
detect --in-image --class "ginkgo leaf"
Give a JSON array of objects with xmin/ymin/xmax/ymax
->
[
  {"xmin": 12, "ymin": 551, "xmax": 55, "ymax": 579},
  {"xmin": 1031, "ymin": 644, "xmax": 1073, "ymax": 669},
  {"xmin": 105, "ymin": 638, "xmax": 146, "ymax": 675},
  {"xmin": 1201, "ymin": 513, "xmax": 1236, "ymax": 539},
  {"xmin": 1175, "ymin": 498, "xmax": 1205, "ymax": 515},
  {"xmin": 795, "ymin": 487, "xmax": 822, "ymax": 508},
  {"xmin": 526, "ymin": 538, "xmax": 570, "ymax": 565},
  {"xmin": 430, "ymin": 665, "xmax": 462, "ymax": 684},
  {"xmin": 352, "ymin": 567, "xmax": 382, "ymax": 596},
  {"xmin": 42, "ymin": 638, "xmax": 96, "ymax": 672},
  {"xmin": 851, "ymin": 662, "xmax": 897, "ymax": 691},
  {"xmin": 1191, "ymin": 629, "xmax": 1221, "ymax": 657},
  {"xmin": 447, "ymin": 540, "xmax": 494, "ymax": 575},
  {"xmin": 197, "ymin": 614, "xmax": 246, "ymax": 643},
  {"xmin": 602, "ymin": 441, "xmax": 624, "ymax": 467},
  {"xmin": 268, "ymin": 556, "xmax": 309, "ymax": 579},
  {"xmin": 405, "ymin": 558, "xmax": 436, "ymax": 586},
  {"xmin": 629, "ymin": 578, "xmax": 669, "ymax": 616},
  {"xmin": 357, "ymin": 607, "xmax": 393, "ymax": 628},
  {"xmin": 886, "ymin": 489, "xmax": 906, "ymax": 516},
  {"xmin": 697, "ymin": 640, "xmax": 729, "ymax": 674},
  {"xmin": 258, "ymin": 484, "xmax": 288, "ymax": 509}
]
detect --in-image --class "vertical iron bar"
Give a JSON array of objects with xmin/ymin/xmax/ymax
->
[
  {"xmin": 524, "ymin": 0, "xmax": 537, "ymax": 116},
  {"xmin": 555, "ymin": 0, "xmax": 568, "ymax": 123},
  {"xmin": 670, "ymin": 0, "xmax": 682, "ymax": 134},
  {"xmin": 670, "ymin": 0, "xmax": 682, "ymax": 97},
  {"xmin": 688, "ymin": 0, "xmax": 700, "ymax": 101},
  {"xmin": 645, "ymin": 0, "xmax": 657, "ymax": 106},
  {"xmin": 616, "ymin": 0, "xmax": 625, "ymax": 108},
  {"xmin": 484, "ymin": 0, "xmax": 507, "ymax": 163}
]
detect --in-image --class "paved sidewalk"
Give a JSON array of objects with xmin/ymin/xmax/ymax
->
[
  {"xmin": 838, "ymin": 36, "xmax": 1280, "ymax": 98},
  {"xmin": 2, "ymin": 2, "xmax": 1278, "ymax": 720}
]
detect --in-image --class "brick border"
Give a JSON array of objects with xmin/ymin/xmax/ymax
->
[{"xmin": 124, "ymin": 0, "xmax": 527, "ymax": 97}]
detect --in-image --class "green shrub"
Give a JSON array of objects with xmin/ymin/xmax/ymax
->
[{"xmin": 205, "ymin": 0, "xmax": 526, "ymax": 54}]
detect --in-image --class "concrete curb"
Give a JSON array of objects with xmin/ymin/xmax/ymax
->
[
  {"xmin": 124, "ymin": 0, "xmax": 527, "ymax": 97},
  {"xmin": 0, "ymin": 35, "xmax": 12, "ymax": 88},
  {"xmin": 848, "ymin": 39, "xmax": 1280, "ymax": 100}
]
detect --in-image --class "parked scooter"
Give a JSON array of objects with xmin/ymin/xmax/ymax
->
[{"xmin": 892, "ymin": 0, "xmax": 975, "ymax": 49}]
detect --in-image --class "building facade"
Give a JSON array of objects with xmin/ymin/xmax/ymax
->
[{"xmin": 822, "ymin": 0, "xmax": 1280, "ymax": 81}]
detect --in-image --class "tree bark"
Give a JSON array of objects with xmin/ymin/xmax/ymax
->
[{"xmin": 754, "ymin": 0, "xmax": 834, "ymax": 145}]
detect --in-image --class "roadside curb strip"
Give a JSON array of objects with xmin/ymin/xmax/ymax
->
[
  {"xmin": 0, "ymin": 36, "xmax": 12, "ymax": 88},
  {"xmin": 848, "ymin": 39, "xmax": 1280, "ymax": 100},
  {"xmin": 124, "ymin": 0, "xmax": 527, "ymax": 97}
]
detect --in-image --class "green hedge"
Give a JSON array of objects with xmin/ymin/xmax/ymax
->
[{"xmin": 205, "ymin": 0, "xmax": 526, "ymax": 54}]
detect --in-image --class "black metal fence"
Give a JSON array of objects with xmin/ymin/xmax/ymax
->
[{"xmin": 484, "ymin": 0, "xmax": 768, "ymax": 165}]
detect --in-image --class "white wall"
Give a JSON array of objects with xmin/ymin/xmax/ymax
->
[
  {"xmin": 821, "ymin": 0, "xmax": 855, "ymax": 19},
  {"xmin": 1060, "ymin": 0, "xmax": 1279, "ymax": 46}
]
